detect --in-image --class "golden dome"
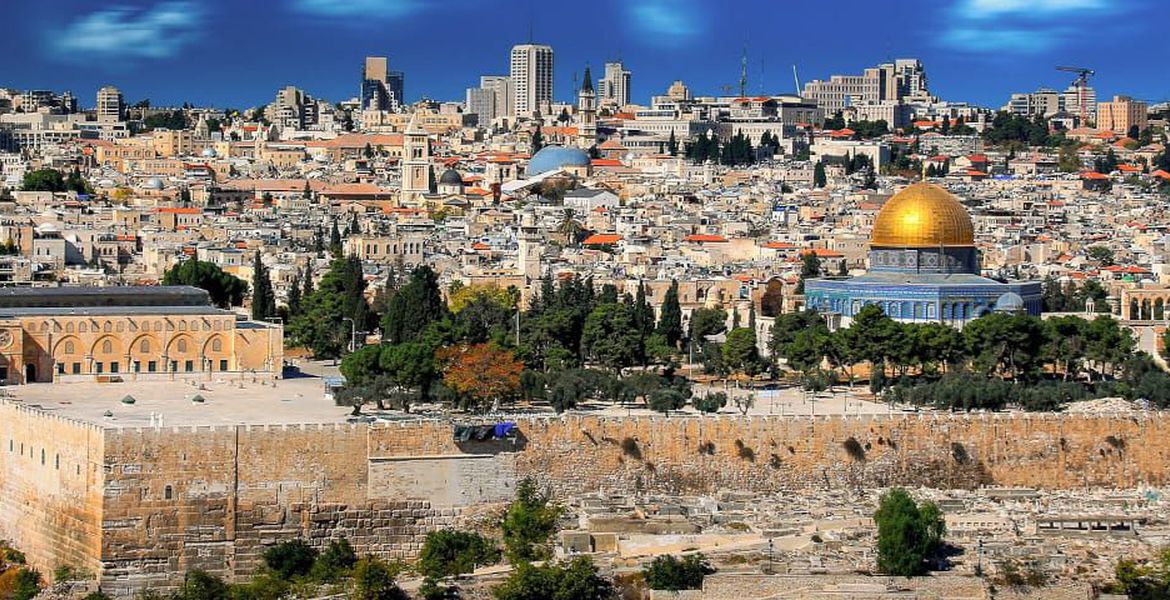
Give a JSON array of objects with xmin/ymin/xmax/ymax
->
[{"xmin": 871, "ymin": 183, "xmax": 975, "ymax": 248}]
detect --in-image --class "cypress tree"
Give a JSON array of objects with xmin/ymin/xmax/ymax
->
[
  {"xmin": 251, "ymin": 251, "xmax": 276, "ymax": 321},
  {"xmin": 381, "ymin": 265, "xmax": 448, "ymax": 345},
  {"xmin": 657, "ymin": 280, "xmax": 683, "ymax": 348},
  {"xmin": 287, "ymin": 269, "xmax": 302, "ymax": 317},
  {"xmin": 329, "ymin": 218, "xmax": 342, "ymax": 257},
  {"xmin": 633, "ymin": 281, "xmax": 654, "ymax": 338},
  {"xmin": 813, "ymin": 161, "xmax": 827, "ymax": 188},
  {"xmin": 302, "ymin": 263, "xmax": 314, "ymax": 297}
]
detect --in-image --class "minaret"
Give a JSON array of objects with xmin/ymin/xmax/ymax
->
[
  {"xmin": 577, "ymin": 65, "xmax": 597, "ymax": 150},
  {"xmin": 401, "ymin": 112, "xmax": 430, "ymax": 203}
]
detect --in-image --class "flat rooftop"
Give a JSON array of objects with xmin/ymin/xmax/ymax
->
[{"xmin": 3, "ymin": 375, "xmax": 358, "ymax": 428}]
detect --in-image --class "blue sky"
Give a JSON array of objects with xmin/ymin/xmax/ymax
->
[{"xmin": 2, "ymin": 0, "xmax": 1166, "ymax": 110}]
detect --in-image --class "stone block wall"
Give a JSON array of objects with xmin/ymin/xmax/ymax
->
[
  {"xmin": 5, "ymin": 404, "xmax": 1170, "ymax": 595},
  {"xmin": 0, "ymin": 403, "xmax": 105, "ymax": 579}
]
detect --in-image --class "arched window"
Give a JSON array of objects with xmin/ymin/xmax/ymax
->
[
  {"xmin": 177, "ymin": 339, "xmax": 187, "ymax": 353},
  {"xmin": 211, "ymin": 338, "xmax": 222, "ymax": 352},
  {"xmin": 140, "ymin": 339, "xmax": 150, "ymax": 353},
  {"xmin": 79, "ymin": 323, "xmax": 87, "ymax": 333},
  {"xmin": 178, "ymin": 321, "xmax": 187, "ymax": 331},
  {"xmin": 164, "ymin": 485, "xmax": 173, "ymax": 500},
  {"xmin": 63, "ymin": 341, "xmax": 75, "ymax": 354},
  {"xmin": 66, "ymin": 323, "xmax": 74, "ymax": 333},
  {"xmin": 102, "ymin": 340, "xmax": 113, "ymax": 354},
  {"xmin": 103, "ymin": 322, "xmax": 111, "ymax": 333}
]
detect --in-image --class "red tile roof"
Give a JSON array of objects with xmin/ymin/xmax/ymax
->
[
  {"xmin": 582, "ymin": 233, "xmax": 622, "ymax": 245},
  {"xmin": 684, "ymin": 234, "xmax": 728, "ymax": 243}
]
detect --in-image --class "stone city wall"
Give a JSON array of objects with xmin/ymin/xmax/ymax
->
[
  {"xmin": 5, "ymin": 404, "xmax": 1170, "ymax": 594},
  {"xmin": 0, "ymin": 403, "xmax": 105, "ymax": 579}
]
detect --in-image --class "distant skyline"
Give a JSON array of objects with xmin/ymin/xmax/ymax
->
[{"xmin": 3, "ymin": 0, "xmax": 1167, "ymax": 110}]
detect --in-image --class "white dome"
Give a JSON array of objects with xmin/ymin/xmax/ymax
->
[
  {"xmin": 145, "ymin": 177, "xmax": 164, "ymax": 190},
  {"xmin": 201, "ymin": 147, "xmax": 217, "ymax": 158}
]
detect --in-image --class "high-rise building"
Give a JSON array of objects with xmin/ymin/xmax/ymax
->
[
  {"xmin": 96, "ymin": 85, "xmax": 125, "ymax": 123},
  {"xmin": 481, "ymin": 76, "xmax": 513, "ymax": 119},
  {"xmin": 802, "ymin": 59, "xmax": 928, "ymax": 114},
  {"xmin": 268, "ymin": 86, "xmax": 321, "ymax": 129},
  {"xmin": 1003, "ymin": 89, "xmax": 1062, "ymax": 117},
  {"xmin": 361, "ymin": 56, "xmax": 404, "ymax": 112},
  {"xmin": 1062, "ymin": 84, "xmax": 1097, "ymax": 124},
  {"xmin": 465, "ymin": 87, "xmax": 496, "ymax": 124},
  {"xmin": 510, "ymin": 44, "xmax": 553, "ymax": 119},
  {"xmin": 600, "ymin": 62, "xmax": 631, "ymax": 108},
  {"xmin": 1097, "ymin": 95, "xmax": 1148, "ymax": 134},
  {"xmin": 666, "ymin": 80, "xmax": 691, "ymax": 102}
]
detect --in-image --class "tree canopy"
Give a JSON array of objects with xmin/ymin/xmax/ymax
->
[
  {"xmin": 874, "ymin": 488, "xmax": 945, "ymax": 576},
  {"xmin": 162, "ymin": 259, "xmax": 248, "ymax": 308}
]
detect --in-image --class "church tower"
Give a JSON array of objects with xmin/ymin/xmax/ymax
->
[
  {"xmin": 577, "ymin": 66, "xmax": 597, "ymax": 150},
  {"xmin": 401, "ymin": 112, "xmax": 430, "ymax": 203}
]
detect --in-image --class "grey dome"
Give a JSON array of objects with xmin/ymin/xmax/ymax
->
[
  {"xmin": 145, "ymin": 177, "xmax": 164, "ymax": 190},
  {"xmin": 526, "ymin": 145, "xmax": 591, "ymax": 177},
  {"xmin": 438, "ymin": 168, "xmax": 463, "ymax": 186},
  {"xmin": 994, "ymin": 292, "xmax": 1025, "ymax": 313}
]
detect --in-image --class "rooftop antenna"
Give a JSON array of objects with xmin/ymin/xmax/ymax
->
[
  {"xmin": 758, "ymin": 56, "xmax": 765, "ymax": 95},
  {"xmin": 792, "ymin": 65, "xmax": 802, "ymax": 96},
  {"xmin": 527, "ymin": 3, "xmax": 534, "ymax": 43},
  {"xmin": 739, "ymin": 44, "xmax": 748, "ymax": 98}
]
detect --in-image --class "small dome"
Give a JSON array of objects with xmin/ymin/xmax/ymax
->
[
  {"xmin": 439, "ymin": 168, "xmax": 463, "ymax": 186},
  {"xmin": 201, "ymin": 147, "xmax": 217, "ymax": 158},
  {"xmin": 145, "ymin": 177, "xmax": 164, "ymax": 190},
  {"xmin": 526, "ymin": 145, "xmax": 591, "ymax": 177},
  {"xmin": 994, "ymin": 292, "xmax": 1025, "ymax": 313},
  {"xmin": 871, "ymin": 183, "xmax": 974, "ymax": 248}
]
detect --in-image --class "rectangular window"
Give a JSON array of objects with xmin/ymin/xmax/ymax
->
[
  {"xmin": 184, "ymin": 360, "xmax": 194, "ymax": 372},
  {"xmin": 148, "ymin": 361, "xmax": 157, "ymax": 373},
  {"xmin": 219, "ymin": 360, "xmax": 228, "ymax": 371},
  {"xmin": 72, "ymin": 363, "xmax": 81, "ymax": 374},
  {"xmin": 95, "ymin": 362, "xmax": 103, "ymax": 374},
  {"xmin": 170, "ymin": 360, "xmax": 177, "ymax": 372},
  {"xmin": 57, "ymin": 363, "xmax": 65, "ymax": 375},
  {"xmin": 110, "ymin": 362, "xmax": 119, "ymax": 374},
  {"xmin": 133, "ymin": 361, "xmax": 141, "ymax": 373}
]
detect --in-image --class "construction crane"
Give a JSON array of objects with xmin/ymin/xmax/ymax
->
[{"xmin": 1056, "ymin": 66, "xmax": 1095, "ymax": 124}]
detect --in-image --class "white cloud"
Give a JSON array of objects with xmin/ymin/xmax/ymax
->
[
  {"xmin": 942, "ymin": 0, "xmax": 1122, "ymax": 53},
  {"xmin": 627, "ymin": 0, "xmax": 702, "ymax": 44},
  {"xmin": 291, "ymin": 0, "xmax": 425, "ymax": 19},
  {"xmin": 48, "ymin": 2, "xmax": 205, "ymax": 62}
]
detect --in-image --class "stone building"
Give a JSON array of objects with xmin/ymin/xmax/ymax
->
[{"xmin": 0, "ymin": 286, "xmax": 282, "ymax": 384}]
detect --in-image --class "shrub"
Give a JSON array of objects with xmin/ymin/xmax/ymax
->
[
  {"xmin": 418, "ymin": 529, "xmax": 501, "ymax": 579},
  {"xmin": 843, "ymin": 437, "xmax": 865, "ymax": 461},
  {"xmin": 873, "ymin": 488, "xmax": 945, "ymax": 576},
  {"xmin": 502, "ymin": 478, "xmax": 563, "ymax": 564},
  {"xmin": 310, "ymin": 537, "xmax": 357, "ymax": 582},
  {"xmin": 262, "ymin": 539, "xmax": 317, "ymax": 580},
  {"xmin": 694, "ymin": 392, "xmax": 727, "ymax": 414},
  {"xmin": 176, "ymin": 569, "xmax": 228, "ymax": 600},
  {"xmin": 642, "ymin": 554, "xmax": 715, "ymax": 591},
  {"xmin": 494, "ymin": 557, "xmax": 611, "ymax": 600},
  {"xmin": 620, "ymin": 437, "xmax": 641, "ymax": 460},
  {"xmin": 352, "ymin": 557, "xmax": 407, "ymax": 600}
]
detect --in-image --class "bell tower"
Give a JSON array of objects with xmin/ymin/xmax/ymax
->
[
  {"xmin": 577, "ymin": 66, "xmax": 597, "ymax": 150},
  {"xmin": 401, "ymin": 112, "xmax": 430, "ymax": 203}
]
